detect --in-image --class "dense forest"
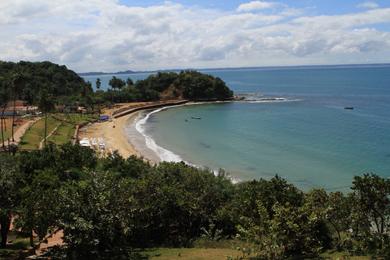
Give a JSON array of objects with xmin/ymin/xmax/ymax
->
[
  {"xmin": 1, "ymin": 144, "xmax": 389, "ymax": 259},
  {"xmin": 0, "ymin": 61, "xmax": 91, "ymax": 105},
  {"xmin": 0, "ymin": 61, "xmax": 234, "ymax": 111}
]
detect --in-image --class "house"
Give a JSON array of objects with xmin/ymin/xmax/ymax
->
[{"xmin": 3, "ymin": 100, "xmax": 38, "ymax": 116}]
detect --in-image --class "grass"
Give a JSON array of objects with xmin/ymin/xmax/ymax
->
[
  {"xmin": 19, "ymin": 116, "xmax": 60, "ymax": 150},
  {"xmin": 47, "ymin": 122, "xmax": 76, "ymax": 145},
  {"xmin": 141, "ymin": 239, "xmax": 252, "ymax": 260},
  {"xmin": 0, "ymin": 231, "xmax": 33, "ymax": 259},
  {"xmin": 141, "ymin": 248, "xmax": 373, "ymax": 260},
  {"xmin": 142, "ymin": 248, "xmax": 242, "ymax": 260},
  {"xmin": 19, "ymin": 113, "xmax": 98, "ymax": 150},
  {"xmin": 320, "ymin": 251, "xmax": 372, "ymax": 259},
  {"xmin": 1, "ymin": 117, "xmax": 29, "ymax": 143},
  {"xmin": 3, "ymin": 119, "xmax": 11, "ymax": 141}
]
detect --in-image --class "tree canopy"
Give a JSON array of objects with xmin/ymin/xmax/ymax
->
[{"xmin": 0, "ymin": 145, "xmax": 389, "ymax": 258}]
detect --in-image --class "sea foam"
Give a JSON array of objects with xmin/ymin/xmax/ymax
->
[
  {"xmin": 134, "ymin": 105, "xmax": 242, "ymax": 184},
  {"xmin": 135, "ymin": 106, "xmax": 183, "ymax": 162}
]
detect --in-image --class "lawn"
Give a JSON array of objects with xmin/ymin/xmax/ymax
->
[
  {"xmin": 142, "ymin": 248, "xmax": 373, "ymax": 260},
  {"xmin": 47, "ymin": 122, "xmax": 76, "ymax": 145},
  {"xmin": 0, "ymin": 231, "xmax": 34, "ymax": 259},
  {"xmin": 19, "ymin": 113, "xmax": 98, "ymax": 150},
  {"xmin": 19, "ymin": 116, "xmax": 60, "ymax": 150},
  {"xmin": 143, "ymin": 248, "xmax": 242, "ymax": 260}
]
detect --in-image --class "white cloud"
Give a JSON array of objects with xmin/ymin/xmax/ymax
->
[
  {"xmin": 357, "ymin": 1, "xmax": 379, "ymax": 9},
  {"xmin": 237, "ymin": 1, "xmax": 278, "ymax": 12},
  {"xmin": 0, "ymin": 0, "xmax": 389, "ymax": 72}
]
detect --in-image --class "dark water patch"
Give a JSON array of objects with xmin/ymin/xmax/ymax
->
[
  {"xmin": 245, "ymin": 166, "xmax": 257, "ymax": 171},
  {"xmin": 199, "ymin": 142, "xmax": 211, "ymax": 149}
]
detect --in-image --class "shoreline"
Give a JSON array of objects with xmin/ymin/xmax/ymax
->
[
  {"xmin": 79, "ymin": 111, "xmax": 142, "ymax": 158},
  {"xmin": 78, "ymin": 100, "xmax": 233, "ymax": 162}
]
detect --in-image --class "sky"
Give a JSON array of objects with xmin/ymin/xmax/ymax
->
[{"xmin": 1, "ymin": 0, "xmax": 390, "ymax": 72}]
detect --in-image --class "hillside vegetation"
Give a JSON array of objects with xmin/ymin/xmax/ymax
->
[
  {"xmin": 0, "ymin": 61, "xmax": 90, "ymax": 105},
  {"xmin": 0, "ymin": 61, "xmax": 233, "ymax": 112},
  {"xmin": 0, "ymin": 145, "xmax": 389, "ymax": 259}
]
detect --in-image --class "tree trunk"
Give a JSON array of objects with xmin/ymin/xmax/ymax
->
[
  {"xmin": 0, "ymin": 212, "xmax": 11, "ymax": 248},
  {"xmin": 0, "ymin": 117, "xmax": 3, "ymax": 148},
  {"xmin": 44, "ymin": 112, "xmax": 47, "ymax": 147},
  {"xmin": 0, "ymin": 116, "xmax": 4, "ymax": 149},
  {"xmin": 29, "ymin": 229, "xmax": 34, "ymax": 248},
  {"xmin": 11, "ymin": 95, "xmax": 16, "ymax": 142}
]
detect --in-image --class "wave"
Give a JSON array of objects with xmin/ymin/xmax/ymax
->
[
  {"xmin": 135, "ymin": 106, "xmax": 183, "ymax": 163},
  {"xmin": 134, "ymin": 105, "xmax": 243, "ymax": 184},
  {"xmin": 236, "ymin": 93, "xmax": 302, "ymax": 103},
  {"xmin": 246, "ymin": 98, "xmax": 302, "ymax": 103}
]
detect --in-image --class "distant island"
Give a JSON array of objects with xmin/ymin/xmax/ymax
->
[{"xmin": 78, "ymin": 63, "xmax": 390, "ymax": 76}]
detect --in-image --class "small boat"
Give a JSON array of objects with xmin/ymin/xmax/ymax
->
[
  {"xmin": 344, "ymin": 107, "xmax": 354, "ymax": 110},
  {"xmin": 191, "ymin": 117, "xmax": 202, "ymax": 120}
]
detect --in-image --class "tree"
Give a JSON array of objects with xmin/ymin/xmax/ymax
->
[
  {"xmin": 0, "ymin": 154, "xmax": 22, "ymax": 248},
  {"xmin": 0, "ymin": 77, "xmax": 10, "ymax": 148},
  {"xmin": 109, "ymin": 76, "xmax": 125, "ymax": 91},
  {"xmin": 347, "ymin": 174, "xmax": 390, "ymax": 255},
  {"xmin": 11, "ymin": 73, "xmax": 26, "ymax": 142},
  {"xmin": 96, "ymin": 78, "xmax": 101, "ymax": 90},
  {"xmin": 17, "ymin": 169, "xmax": 61, "ymax": 247},
  {"xmin": 352, "ymin": 174, "xmax": 390, "ymax": 234},
  {"xmin": 57, "ymin": 171, "xmax": 135, "ymax": 258},
  {"xmin": 126, "ymin": 77, "xmax": 134, "ymax": 86},
  {"xmin": 327, "ymin": 191, "xmax": 351, "ymax": 249},
  {"xmin": 38, "ymin": 89, "xmax": 55, "ymax": 147}
]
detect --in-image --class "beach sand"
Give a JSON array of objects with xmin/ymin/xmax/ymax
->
[
  {"xmin": 79, "ymin": 101, "xmax": 189, "ymax": 160},
  {"xmin": 79, "ymin": 103, "xmax": 146, "ymax": 158},
  {"xmin": 79, "ymin": 115, "xmax": 140, "ymax": 158}
]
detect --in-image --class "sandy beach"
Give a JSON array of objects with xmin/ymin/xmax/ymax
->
[
  {"xmin": 78, "ymin": 101, "xmax": 188, "ymax": 159},
  {"xmin": 79, "ymin": 103, "xmax": 148, "ymax": 158},
  {"xmin": 79, "ymin": 112, "xmax": 140, "ymax": 158}
]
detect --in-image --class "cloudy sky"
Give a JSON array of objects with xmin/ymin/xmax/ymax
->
[{"xmin": 1, "ymin": 0, "xmax": 390, "ymax": 72}]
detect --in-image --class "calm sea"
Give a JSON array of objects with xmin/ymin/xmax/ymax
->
[{"xmin": 82, "ymin": 65, "xmax": 390, "ymax": 190}]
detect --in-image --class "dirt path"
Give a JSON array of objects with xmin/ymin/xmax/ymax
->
[
  {"xmin": 38, "ymin": 122, "xmax": 61, "ymax": 149},
  {"xmin": 35, "ymin": 229, "xmax": 64, "ymax": 256},
  {"xmin": 8, "ymin": 117, "xmax": 41, "ymax": 146}
]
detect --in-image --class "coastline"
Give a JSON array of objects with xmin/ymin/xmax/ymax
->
[
  {"xmin": 79, "ymin": 110, "xmax": 142, "ymax": 158},
  {"xmin": 78, "ymin": 100, "xmax": 233, "ymax": 162},
  {"xmin": 78, "ymin": 100, "xmax": 193, "ymax": 161}
]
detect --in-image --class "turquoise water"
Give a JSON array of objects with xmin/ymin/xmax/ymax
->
[{"xmin": 82, "ymin": 65, "xmax": 390, "ymax": 190}]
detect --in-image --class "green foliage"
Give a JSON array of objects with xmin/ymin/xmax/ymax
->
[
  {"xmin": 57, "ymin": 172, "xmax": 135, "ymax": 258},
  {"xmin": 134, "ymin": 70, "xmax": 234, "ymax": 101},
  {"xmin": 108, "ymin": 76, "xmax": 126, "ymax": 91},
  {"xmin": 0, "ymin": 144, "xmax": 389, "ymax": 259},
  {"xmin": 175, "ymin": 70, "xmax": 234, "ymax": 100},
  {"xmin": 0, "ymin": 61, "xmax": 89, "ymax": 103},
  {"xmin": 0, "ymin": 154, "xmax": 22, "ymax": 248},
  {"xmin": 16, "ymin": 169, "xmax": 61, "ymax": 243},
  {"xmin": 129, "ymin": 162, "xmax": 235, "ymax": 247}
]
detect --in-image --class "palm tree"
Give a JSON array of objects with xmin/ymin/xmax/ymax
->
[
  {"xmin": 9, "ymin": 72, "xmax": 27, "ymax": 142},
  {"xmin": 0, "ymin": 78, "xmax": 10, "ymax": 148},
  {"xmin": 96, "ymin": 78, "xmax": 101, "ymax": 90},
  {"xmin": 38, "ymin": 89, "xmax": 55, "ymax": 147}
]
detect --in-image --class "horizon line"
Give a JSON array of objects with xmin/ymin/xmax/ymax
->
[{"xmin": 78, "ymin": 62, "xmax": 390, "ymax": 75}]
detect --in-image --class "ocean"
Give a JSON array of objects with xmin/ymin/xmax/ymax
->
[{"xmin": 82, "ymin": 65, "xmax": 390, "ymax": 190}]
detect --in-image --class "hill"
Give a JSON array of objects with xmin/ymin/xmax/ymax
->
[{"xmin": 0, "ymin": 61, "xmax": 90, "ymax": 105}]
